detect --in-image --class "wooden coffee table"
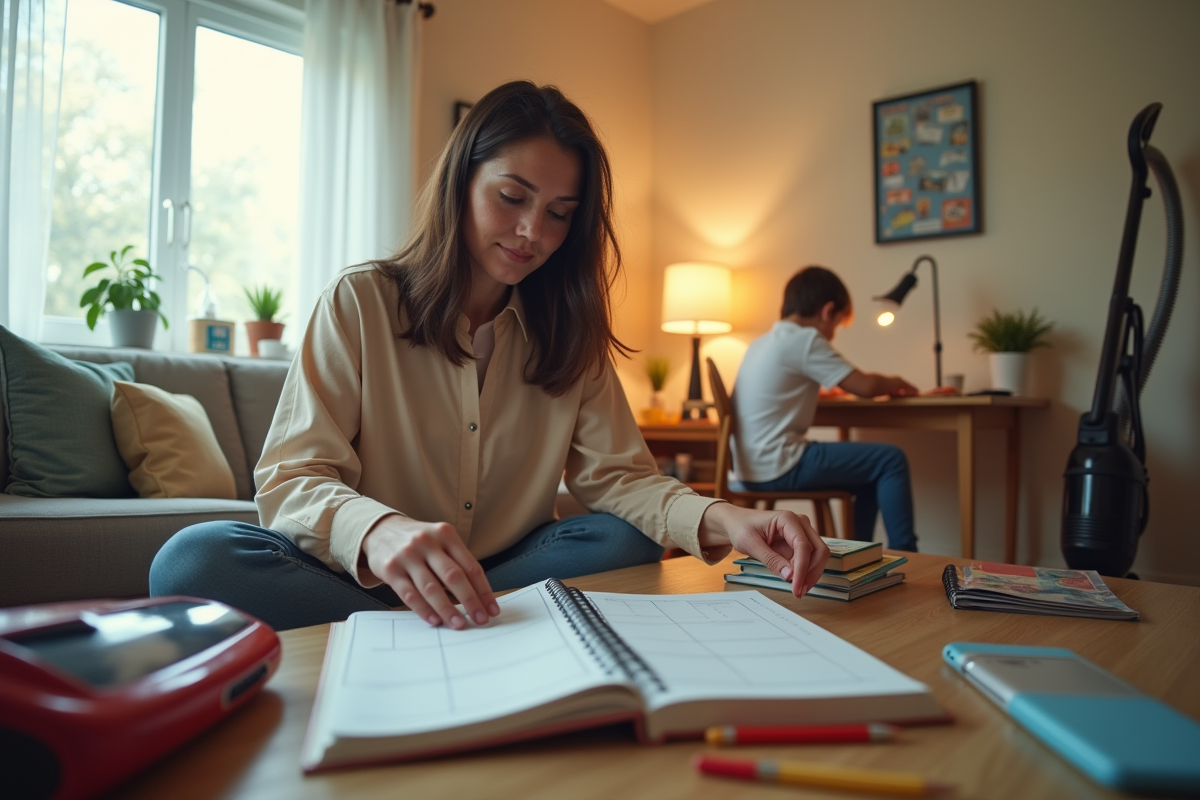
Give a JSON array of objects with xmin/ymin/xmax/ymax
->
[{"xmin": 111, "ymin": 552, "xmax": 1199, "ymax": 800}]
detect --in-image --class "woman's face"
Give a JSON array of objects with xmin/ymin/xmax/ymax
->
[{"xmin": 463, "ymin": 136, "xmax": 582, "ymax": 293}]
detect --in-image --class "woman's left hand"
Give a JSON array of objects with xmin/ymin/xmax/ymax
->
[{"xmin": 698, "ymin": 503, "xmax": 830, "ymax": 597}]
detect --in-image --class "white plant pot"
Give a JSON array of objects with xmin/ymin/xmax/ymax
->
[
  {"xmin": 989, "ymin": 352, "xmax": 1030, "ymax": 396},
  {"xmin": 108, "ymin": 309, "xmax": 159, "ymax": 349}
]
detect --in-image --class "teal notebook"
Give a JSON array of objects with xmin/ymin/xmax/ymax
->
[{"xmin": 735, "ymin": 554, "xmax": 908, "ymax": 588}]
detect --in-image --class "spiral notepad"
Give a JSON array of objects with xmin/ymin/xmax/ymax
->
[
  {"xmin": 302, "ymin": 579, "xmax": 946, "ymax": 772},
  {"xmin": 942, "ymin": 563, "xmax": 1138, "ymax": 620}
]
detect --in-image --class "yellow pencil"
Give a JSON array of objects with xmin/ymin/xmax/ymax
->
[{"xmin": 694, "ymin": 754, "xmax": 951, "ymax": 797}]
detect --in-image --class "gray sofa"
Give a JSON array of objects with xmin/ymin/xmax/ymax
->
[{"xmin": 0, "ymin": 346, "xmax": 290, "ymax": 607}]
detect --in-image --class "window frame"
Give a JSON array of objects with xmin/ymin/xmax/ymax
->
[{"xmin": 40, "ymin": 0, "xmax": 303, "ymax": 351}]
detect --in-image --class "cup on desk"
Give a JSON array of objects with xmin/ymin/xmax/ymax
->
[
  {"xmin": 258, "ymin": 339, "xmax": 290, "ymax": 360},
  {"xmin": 944, "ymin": 374, "xmax": 965, "ymax": 394}
]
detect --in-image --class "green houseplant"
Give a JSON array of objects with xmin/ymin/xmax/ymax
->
[
  {"xmin": 968, "ymin": 308, "xmax": 1054, "ymax": 353},
  {"xmin": 968, "ymin": 308, "xmax": 1054, "ymax": 395},
  {"xmin": 641, "ymin": 356, "xmax": 671, "ymax": 424},
  {"xmin": 80, "ymin": 245, "xmax": 168, "ymax": 348},
  {"xmin": 243, "ymin": 284, "xmax": 286, "ymax": 357}
]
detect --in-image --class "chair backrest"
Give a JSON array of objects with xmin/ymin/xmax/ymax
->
[{"xmin": 705, "ymin": 357, "xmax": 733, "ymax": 499}]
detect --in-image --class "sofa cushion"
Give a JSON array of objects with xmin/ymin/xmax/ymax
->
[
  {"xmin": 0, "ymin": 493, "xmax": 260, "ymax": 606},
  {"xmin": 55, "ymin": 346, "xmax": 254, "ymax": 500},
  {"xmin": 111, "ymin": 380, "xmax": 237, "ymax": 499},
  {"xmin": 225, "ymin": 359, "xmax": 289, "ymax": 480},
  {"xmin": 0, "ymin": 326, "xmax": 135, "ymax": 498}
]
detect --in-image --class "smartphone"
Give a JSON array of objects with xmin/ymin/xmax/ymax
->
[{"xmin": 943, "ymin": 642, "xmax": 1200, "ymax": 794}]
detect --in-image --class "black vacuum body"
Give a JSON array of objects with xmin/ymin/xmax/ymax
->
[{"xmin": 1061, "ymin": 103, "xmax": 1183, "ymax": 577}]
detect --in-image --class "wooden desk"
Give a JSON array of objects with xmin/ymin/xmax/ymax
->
[
  {"xmin": 641, "ymin": 395, "xmax": 1048, "ymax": 561},
  {"xmin": 113, "ymin": 553, "xmax": 1199, "ymax": 800}
]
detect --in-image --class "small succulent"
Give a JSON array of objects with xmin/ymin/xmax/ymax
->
[{"xmin": 244, "ymin": 285, "xmax": 284, "ymax": 322}]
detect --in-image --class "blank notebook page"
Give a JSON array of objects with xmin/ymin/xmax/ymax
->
[
  {"xmin": 326, "ymin": 584, "xmax": 619, "ymax": 737},
  {"xmin": 586, "ymin": 590, "xmax": 929, "ymax": 709}
]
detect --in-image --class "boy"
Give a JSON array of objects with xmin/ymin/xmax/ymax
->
[{"xmin": 731, "ymin": 266, "xmax": 920, "ymax": 551}]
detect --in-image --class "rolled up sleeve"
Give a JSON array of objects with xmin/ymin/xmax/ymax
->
[{"xmin": 254, "ymin": 284, "xmax": 400, "ymax": 586}]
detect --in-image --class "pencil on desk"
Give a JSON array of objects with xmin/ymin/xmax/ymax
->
[
  {"xmin": 693, "ymin": 754, "xmax": 951, "ymax": 797},
  {"xmin": 706, "ymin": 722, "xmax": 900, "ymax": 745}
]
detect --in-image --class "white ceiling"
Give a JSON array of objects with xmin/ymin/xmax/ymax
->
[{"xmin": 600, "ymin": 0, "xmax": 715, "ymax": 24}]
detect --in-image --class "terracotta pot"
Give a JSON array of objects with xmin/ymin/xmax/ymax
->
[{"xmin": 245, "ymin": 320, "xmax": 285, "ymax": 357}]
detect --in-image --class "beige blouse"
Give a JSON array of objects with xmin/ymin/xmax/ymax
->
[{"xmin": 254, "ymin": 265, "xmax": 725, "ymax": 588}]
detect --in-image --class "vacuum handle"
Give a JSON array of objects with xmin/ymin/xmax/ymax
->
[{"xmin": 1083, "ymin": 103, "xmax": 1162, "ymax": 429}]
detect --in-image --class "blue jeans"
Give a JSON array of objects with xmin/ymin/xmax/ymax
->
[
  {"xmin": 149, "ymin": 514, "xmax": 664, "ymax": 631},
  {"xmin": 744, "ymin": 441, "xmax": 918, "ymax": 551}
]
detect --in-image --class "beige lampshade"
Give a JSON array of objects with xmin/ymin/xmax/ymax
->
[{"xmin": 660, "ymin": 262, "xmax": 733, "ymax": 335}]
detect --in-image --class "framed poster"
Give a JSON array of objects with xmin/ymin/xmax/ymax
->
[{"xmin": 872, "ymin": 80, "xmax": 981, "ymax": 243}]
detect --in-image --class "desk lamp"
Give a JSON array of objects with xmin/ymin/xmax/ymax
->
[
  {"xmin": 661, "ymin": 263, "xmax": 732, "ymax": 419},
  {"xmin": 875, "ymin": 254, "xmax": 942, "ymax": 387}
]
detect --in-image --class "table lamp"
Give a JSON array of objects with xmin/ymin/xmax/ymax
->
[
  {"xmin": 661, "ymin": 262, "xmax": 732, "ymax": 419},
  {"xmin": 875, "ymin": 254, "xmax": 942, "ymax": 387}
]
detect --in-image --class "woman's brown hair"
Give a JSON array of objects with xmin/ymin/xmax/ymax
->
[{"xmin": 374, "ymin": 80, "xmax": 630, "ymax": 396}]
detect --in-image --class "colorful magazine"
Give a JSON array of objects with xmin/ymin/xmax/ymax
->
[{"xmin": 942, "ymin": 562, "xmax": 1139, "ymax": 620}]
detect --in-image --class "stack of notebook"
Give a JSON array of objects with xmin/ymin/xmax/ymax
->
[{"xmin": 725, "ymin": 539, "xmax": 907, "ymax": 601}]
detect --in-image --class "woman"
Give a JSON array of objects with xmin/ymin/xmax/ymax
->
[{"xmin": 150, "ymin": 81, "xmax": 829, "ymax": 631}]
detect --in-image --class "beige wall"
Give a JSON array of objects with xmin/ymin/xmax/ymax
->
[
  {"xmin": 416, "ymin": 0, "xmax": 1200, "ymax": 583},
  {"xmin": 416, "ymin": 0, "xmax": 656, "ymax": 388},
  {"xmin": 649, "ymin": 0, "xmax": 1200, "ymax": 582}
]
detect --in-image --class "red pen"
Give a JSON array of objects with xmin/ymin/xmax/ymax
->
[
  {"xmin": 694, "ymin": 754, "xmax": 950, "ymax": 796},
  {"xmin": 705, "ymin": 722, "xmax": 899, "ymax": 745}
]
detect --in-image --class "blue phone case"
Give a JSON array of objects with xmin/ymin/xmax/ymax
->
[{"xmin": 943, "ymin": 642, "xmax": 1200, "ymax": 794}]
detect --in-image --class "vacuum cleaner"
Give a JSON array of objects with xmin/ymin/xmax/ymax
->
[{"xmin": 1061, "ymin": 103, "xmax": 1183, "ymax": 577}]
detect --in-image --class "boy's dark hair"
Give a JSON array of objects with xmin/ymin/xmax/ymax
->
[
  {"xmin": 374, "ymin": 80, "xmax": 629, "ymax": 397},
  {"xmin": 781, "ymin": 266, "xmax": 852, "ymax": 319}
]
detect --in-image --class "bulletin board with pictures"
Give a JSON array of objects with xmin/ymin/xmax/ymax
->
[{"xmin": 873, "ymin": 80, "xmax": 981, "ymax": 243}]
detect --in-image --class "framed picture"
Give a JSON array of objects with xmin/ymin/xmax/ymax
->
[
  {"xmin": 453, "ymin": 101, "xmax": 473, "ymax": 126},
  {"xmin": 872, "ymin": 80, "xmax": 981, "ymax": 243}
]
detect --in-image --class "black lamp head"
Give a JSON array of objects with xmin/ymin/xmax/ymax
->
[
  {"xmin": 874, "ymin": 272, "xmax": 917, "ymax": 326},
  {"xmin": 875, "ymin": 272, "xmax": 918, "ymax": 306}
]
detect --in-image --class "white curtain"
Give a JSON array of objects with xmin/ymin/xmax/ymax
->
[
  {"xmin": 296, "ymin": 0, "xmax": 420, "ymax": 337},
  {"xmin": 0, "ymin": 0, "xmax": 67, "ymax": 339}
]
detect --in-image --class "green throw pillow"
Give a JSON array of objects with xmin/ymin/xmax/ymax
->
[{"xmin": 0, "ymin": 326, "xmax": 135, "ymax": 498}]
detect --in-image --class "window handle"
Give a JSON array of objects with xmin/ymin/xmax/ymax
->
[
  {"xmin": 162, "ymin": 198, "xmax": 175, "ymax": 244},
  {"xmin": 180, "ymin": 200, "xmax": 192, "ymax": 247}
]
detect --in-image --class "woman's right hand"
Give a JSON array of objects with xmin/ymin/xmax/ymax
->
[{"xmin": 360, "ymin": 516, "xmax": 500, "ymax": 629}]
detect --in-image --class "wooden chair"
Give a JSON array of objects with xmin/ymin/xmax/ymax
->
[{"xmin": 705, "ymin": 357, "xmax": 854, "ymax": 539}]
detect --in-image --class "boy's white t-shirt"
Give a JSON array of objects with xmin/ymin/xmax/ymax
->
[{"xmin": 731, "ymin": 321, "xmax": 855, "ymax": 483}]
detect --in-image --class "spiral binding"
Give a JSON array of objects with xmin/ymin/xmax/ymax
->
[
  {"xmin": 942, "ymin": 563, "xmax": 961, "ymax": 607},
  {"xmin": 545, "ymin": 578, "xmax": 667, "ymax": 695}
]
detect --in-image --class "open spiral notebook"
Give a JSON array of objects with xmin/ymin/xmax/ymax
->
[{"xmin": 301, "ymin": 579, "xmax": 947, "ymax": 772}]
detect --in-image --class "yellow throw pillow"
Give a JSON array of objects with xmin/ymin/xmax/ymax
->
[{"xmin": 110, "ymin": 380, "xmax": 237, "ymax": 499}]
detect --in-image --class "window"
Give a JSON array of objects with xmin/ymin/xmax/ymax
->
[{"xmin": 42, "ymin": 0, "xmax": 302, "ymax": 352}]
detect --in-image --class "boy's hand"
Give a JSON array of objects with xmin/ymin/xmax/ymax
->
[{"xmin": 840, "ymin": 370, "xmax": 918, "ymax": 398}]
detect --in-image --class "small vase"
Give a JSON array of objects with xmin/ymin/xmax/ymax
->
[
  {"xmin": 108, "ymin": 309, "xmax": 159, "ymax": 349},
  {"xmin": 989, "ymin": 352, "xmax": 1030, "ymax": 395},
  {"xmin": 245, "ymin": 320, "xmax": 286, "ymax": 357},
  {"xmin": 640, "ymin": 391, "xmax": 667, "ymax": 424}
]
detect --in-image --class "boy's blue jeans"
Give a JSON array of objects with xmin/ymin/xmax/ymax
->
[
  {"xmin": 149, "ymin": 513, "xmax": 664, "ymax": 631},
  {"xmin": 742, "ymin": 441, "xmax": 918, "ymax": 551}
]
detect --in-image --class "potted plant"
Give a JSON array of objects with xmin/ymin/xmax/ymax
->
[
  {"xmin": 641, "ymin": 356, "xmax": 671, "ymax": 424},
  {"xmin": 243, "ymin": 284, "xmax": 285, "ymax": 357},
  {"xmin": 80, "ymin": 245, "xmax": 168, "ymax": 349},
  {"xmin": 968, "ymin": 308, "xmax": 1054, "ymax": 396}
]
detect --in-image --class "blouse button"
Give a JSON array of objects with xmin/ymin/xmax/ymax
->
[
  {"xmin": 468, "ymin": 423, "xmax": 478, "ymax": 432},
  {"xmin": 464, "ymin": 502, "xmax": 473, "ymax": 510}
]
